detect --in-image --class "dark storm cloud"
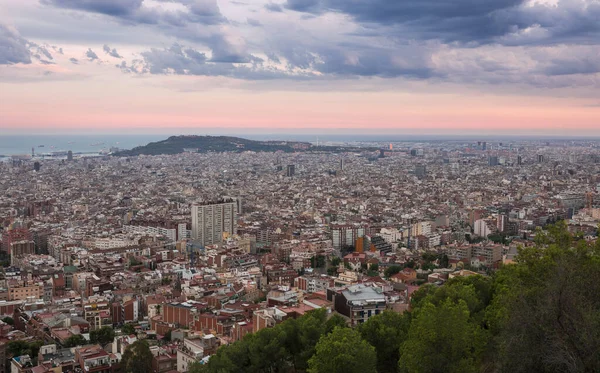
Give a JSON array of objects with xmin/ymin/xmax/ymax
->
[
  {"xmin": 42, "ymin": 0, "xmax": 143, "ymax": 17},
  {"xmin": 284, "ymin": 0, "xmax": 600, "ymax": 46},
  {"xmin": 42, "ymin": 0, "xmax": 225, "ymax": 25},
  {"xmin": 103, "ymin": 44, "xmax": 122, "ymax": 58},
  {"xmin": 0, "ymin": 24, "xmax": 32, "ymax": 65},
  {"xmin": 543, "ymin": 57, "xmax": 600, "ymax": 76}
]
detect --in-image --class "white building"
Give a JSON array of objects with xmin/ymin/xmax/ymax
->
[
  {"xmin": 474, "ymin": 219, "xmax": 493, "ymax": 238},
  {"xmin": 378, "ymin": 228, "xmax": 402, "ymax": 243},
  {"xmin": 177, "ymin": 338, "xmax": 204, "ymax": 372}
]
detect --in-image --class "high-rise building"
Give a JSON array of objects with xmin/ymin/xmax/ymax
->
[
  {"xmin": 191, "ymin": 200, "xmax": 237, "ymax": 246},
  {"xmin": 488, "ymin": 156, "xmax": 499, "ymax": 166},
  {"xmin": 482, "ymin": 142, "xmax": 487, "ymax": 151},
  {"xmin": 286, "ymin": 165, "xmax": 295, "ymax": 177},
  {"xmin": 67, "ymin": 150, "xmax": 73, "ymax": 161},
  {"xmin": 537, "ymin": 154, "xmax": 545, "ymax": 163},
  {"xmin": 340, "ymin": 158, "xmax": 344, "ymax": 171},
  {"xmin": 415, "ymin": 165, "xmax": 427, "ymax": 178},
  {"xmin": 331, "ymin": 225, "xmax": 365, "ymax": 250},
  {"xmin": 517, "ymin": 155, "xmax": 522, "ymax": 166}
]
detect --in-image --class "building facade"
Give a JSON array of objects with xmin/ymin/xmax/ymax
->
[{"xmin": 191, "ymin": 200, "xmax": 237, "ymax": 246}]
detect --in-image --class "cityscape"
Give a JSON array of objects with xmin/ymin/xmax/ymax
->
[
  {"xmin": 0, "ymin": 137, "xmax": 599, "ymax": 372},
  {"xmin": 2, "ymin": 0, "xmax": 600, "ymax": 372}
]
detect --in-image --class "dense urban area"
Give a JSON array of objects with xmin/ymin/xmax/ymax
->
[{"xmin": 1, "ymin": 138, "xmax": 599, "ymax": 373}]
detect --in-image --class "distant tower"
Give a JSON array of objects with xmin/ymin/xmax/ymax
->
[
  {"xmin": 379, "ymin": 149, "xmax": 385, "ymax": 158},
  {"xmin": 340, "ymin": 158, "xmax": 344, "ymax": 171},
  {"xmin": 537, "ymin": 154, "xmax": 545, "ymax": 163},
  {"xmin": 482, "ymin": 142, "xmax": 487, "ymax": 151},
  {"xmin": 517, "ymin": 155, "xmax": 523, "ymax": 166},
  {"xmin": 488, "ymin": 156, "xmax": 499, "ymax": 166},
  {"xmin": 67, "ymin": 150, "xmax": 73, "ymax": 161},
  {"xmin": 32, "ymin": 147, "xmax": 35, "ymax": 158},
  {"xmin": 286, "ymin": 164, "xmax": 295, "ymax": 177},
  {"xmin": 33, "ymin": 161, "xmax": 41, "ymax": 172}
]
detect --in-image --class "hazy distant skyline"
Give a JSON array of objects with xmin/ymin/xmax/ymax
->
[{"xmin": 1, "ymin": 0, "xmax": 600, "ymax": 134}]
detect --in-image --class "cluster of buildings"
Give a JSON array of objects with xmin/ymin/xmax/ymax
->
[{"xmin": 0, "ymin": 138, "xmax": 599, "ymax": 371}]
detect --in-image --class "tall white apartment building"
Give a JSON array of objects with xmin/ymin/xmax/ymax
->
[{"xmin": 191, "ymin": 200, "xmax": 237, "ymax": 246}]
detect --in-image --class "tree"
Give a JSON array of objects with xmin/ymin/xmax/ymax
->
[
  {"xmin": 121, "ymin": 323, "xmax": 136, "ymax": 335},
  {"xmin": 308, "ymin": 327, "xmax": 377, "ymax": 373},
  {"xmin": 358, "ymin": 311, "xmax": 410, "ymax": 373},
  {"xmin": 440, "ymin": 254, "xmax": 449, "ymax": 268},
  {"xmin": 2, "ymin": 316, "xmax": 14, "ymax": 325},
  {"xmin": 121, "ymin": 340, "xmax": 153, "ymax": 373},
  {"xmin": 90, "ymin": 326, "xmax": 115, "ymax": 346},
  {"xmin": 384, "ymin": 265, "xmax": 402, "ymax": 278},
  {"xmin": 187, "ymin": 362, "xmax": 207, "ymax": 373},
  {"xmin": 7, "ymin": 340, "xmax": 43, "ymax": 359},
  {"xmin": 330, "ymin": 257, "xmax": 341, "ymax": 267},
  {"xmin": 63, "ymin": 334, "xmax": 87, "ymax": 348},
  {"xmin": 489, "ymin": 221, "xmax": 600, "ymax": 372},
  {"xmin": 327, "ymin": 267, "xmax": 338, "ymax": 276},
  {"xmin": 398, "ymin": 299, "xmax": 487, "ymax": 373}
]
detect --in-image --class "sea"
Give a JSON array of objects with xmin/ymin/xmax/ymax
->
[
  {"xmin": 0, "ymin": 135, "xmax": 167, "ymax": 157},
  {"xmin": 1, "ymin": 132, "xmax": 592, "ymax": 158}
]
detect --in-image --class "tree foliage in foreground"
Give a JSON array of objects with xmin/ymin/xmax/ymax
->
[
  {"xmin": 199, "ymin": 222, "xmax": 600, "ymax": 373},
  {"xmin": 308, "ymin": 327, "xmax": 377, "ymax": 373}
]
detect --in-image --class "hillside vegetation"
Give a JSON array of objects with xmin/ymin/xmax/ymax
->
[
  {"xmin": 190, "ymin": 221, "xmax": 600, "ymax": 373},
  {"xmin": 113, "ymin": 136, "xmax": 375, "ymax": 156}
]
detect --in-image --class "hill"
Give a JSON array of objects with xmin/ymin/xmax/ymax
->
[{"xmin": 112, "ymin": 136, "xmax": 373, "ymax": 156}]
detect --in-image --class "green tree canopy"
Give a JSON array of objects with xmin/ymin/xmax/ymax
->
[
  {"xmin": 90, "ymin": 326, "xmax": 115, "ymax": 346},
  {"xmin": 384, "ymin": 265, "xmax": 402, "ymax": 278},
  {"xmin": 358, "ymin": 310, "xmax": 410, "ymax": 373},
  {"xmin": 121, "ymin": 323, "xmax": 136, "ymax": 335},
  {"xmin": 7, "ymin": 340, "xmax": 44, "ymax": 359},
  {"xmin": 308, "ymin": 327, "xmax": 377, "ymax": 373},
  {"xmin": 63, "ymin": 334, "xmax": 87, "ymax": 348},
  {"xmin": 399, "ymin": 299, "xmax": 487, "ymax": 373},
  {"xmin": 121, "ymin": 340, "xmax": 153, "ymax": 373},
  {"xmin": 488, "ymin": 220, "xmax": 600, "ymax": 372}
]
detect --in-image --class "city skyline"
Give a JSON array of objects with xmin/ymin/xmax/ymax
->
[{"xmin": 1, "ymin": 0, "xmax": 600, "ymax": 134}]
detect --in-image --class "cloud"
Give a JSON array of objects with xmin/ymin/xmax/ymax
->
[
  {"xmin": 103, "ymin": 44, "xmax": 122, "ymax": 58},
  {"xmin": 265, "ymin": 3, "xmax": 284, "ymax": 12},
  {"xmin": 139, "ymin": 43, "xmax": 313, "ymax": 80},
  {"xmin": 42, "ymin": 0, "xmax": 226, "ymax": 25},
  {"xmin": 37, "ymin": 46, "xmax": 54, "ymax": 60},
  {"xmin": 70, "ymin": 57, "xmax": 79, "ymax": 64},
  {"xmin": 86, "ymin": 48, "xmax": 99, "ymax": 61},
  {"xmin": 0, "ymin": 24, "xmax": 32, "ymax": 65},
  {"xmin": 283, "ymin": 0, "xmax": 600, "ymax": 46},
  {"xmin": 543, "ymin": 57, "xmax": 600, "ymax": 76},
  {"xmin": 41, "ymin": 0, "xmax": 246, "ymax": 68},
  {"xmin": 247, "ymin": 18, "xmax": 262, "ymax": 27},
  {"xmin": 41, "ymin": 0, "xmax": 143, "ymax": 17}
]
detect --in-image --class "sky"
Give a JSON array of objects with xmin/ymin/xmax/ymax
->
[{"xmin": 1, "ymin": 0, "xmax": 600, "ymax": 136}]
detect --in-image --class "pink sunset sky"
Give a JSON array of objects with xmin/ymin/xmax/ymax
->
[{"xmin": 1, "ymin": 0, "xmax": 600, "ymax": 135}]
